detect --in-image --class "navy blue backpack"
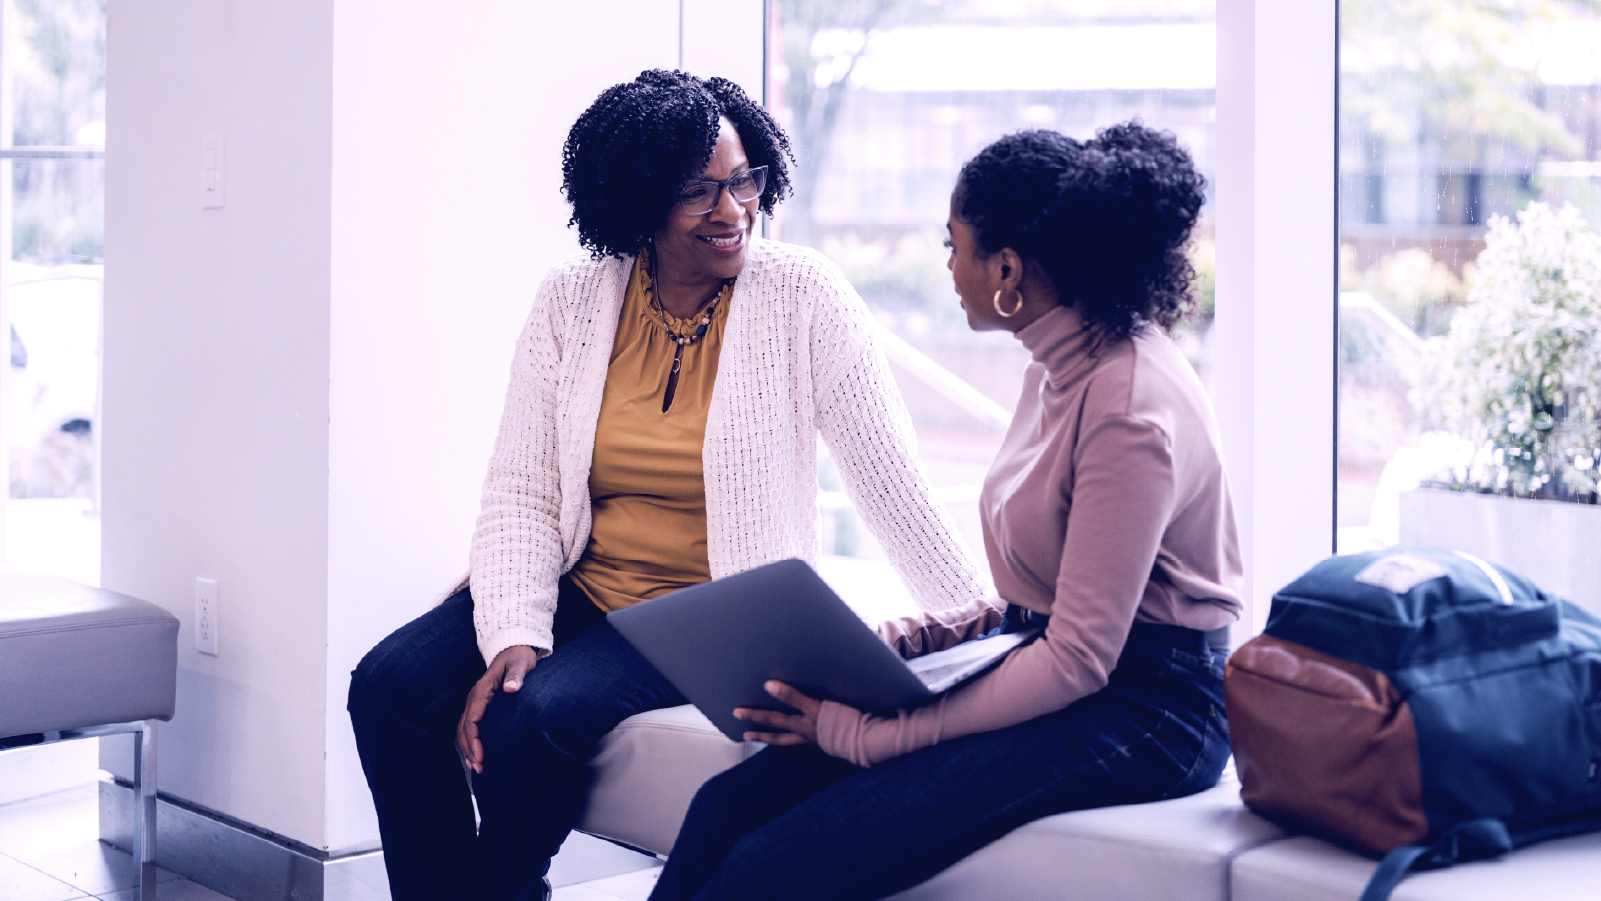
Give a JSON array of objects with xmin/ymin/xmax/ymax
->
[{"xmin": 1225, "ymin": 545, "xmax": 1601, "ymax": 901}]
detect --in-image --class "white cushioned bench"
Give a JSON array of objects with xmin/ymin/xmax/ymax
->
[
  {"xmin": 575, "ymin": 704, "xmax": 1601, "ymax": 900},
  {"xmin": 885, "ymin": 774, "xmax": 1283, "ymax": 901},
  {"xmin": 1230, "ymin": 833, "xmax": 1601, "ymax": 901},
  {"xmin": 0, "ymin": 571, "xmax": 180, "ymax": 901}
]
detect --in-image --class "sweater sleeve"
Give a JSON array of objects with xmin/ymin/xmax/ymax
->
[
  {"xmin": 875, "ymin": 596, "xmax": 1007, "ymax": 659},
  {"xmin": 818, "ymin": 414, "xmax": 1177, "ymax": 767},
  {"xmin": 468, "ymin": 273, "xmax": 572, "ymax": 665},
  {"xmin": 808, "ymin": 270, "xmax": 988, "ymax": 613}
]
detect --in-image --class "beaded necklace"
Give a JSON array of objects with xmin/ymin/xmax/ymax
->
[
  {"xmin": 644, "ymin": 251, "xmax": 731, "ymax": 348},
  {"xmin": 644, "ymin": 248, "xmax": 733, "ymax": 411}
]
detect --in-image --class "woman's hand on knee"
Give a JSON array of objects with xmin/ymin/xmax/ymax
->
[
  {"xmin": 457, "ymin": 645, "xmax": 540, "ymax": 773},
  {"xmin": 736, "ymin": 681, "xmax": 822, "ymax": 747}
]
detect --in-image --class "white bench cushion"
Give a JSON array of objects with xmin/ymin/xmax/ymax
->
[
  {"xmin": 0, "ymin": 571, "xmax": 179, "ymax": 737},
  {"xmin": 1231, "ymin": 832, "xmax": 1601, "ymax": 901},
  {"xmin": 578, "ymin": 705, "xmax": 755, "ymax": 855},
  {"xmin": 887, "ymin": 772, "xmax": 1285, "ymax": 901},
  {"xmin": 577, "ymin": 705, "xmax": 1288, "ymax": 901}
]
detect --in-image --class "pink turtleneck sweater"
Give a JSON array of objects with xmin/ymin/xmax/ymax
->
[{"xmin": 817, "ymin": 305, "xmax": 1244, "ymax": 767}]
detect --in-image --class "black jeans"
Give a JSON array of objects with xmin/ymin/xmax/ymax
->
[
  {"xmin": 347, "ymin": 579, "xmax": 685, "ymax": 901},
  {"xmin": 648, "ymin": 622, "xmax": 1231, "ymax": 901}
]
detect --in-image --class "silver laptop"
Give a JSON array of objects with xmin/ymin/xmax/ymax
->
[{"xmin": 607, "ymin": 558, "xmax": 1038, "ymax": 742}]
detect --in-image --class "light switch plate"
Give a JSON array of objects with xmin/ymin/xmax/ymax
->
[{"xmin": 201, "ymin": 132, "xmax": 224, "ymax": 209}]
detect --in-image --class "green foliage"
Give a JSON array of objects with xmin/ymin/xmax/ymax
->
[
  {"xmin": 1342, "ymin": 0, "xmax": 1601, "ymax": 158},
  {"xmin": 1342, "ymin": 245, "xmax": 1468, "ymax": 336},
  {"xmin": 1418, "ymin": 202, "xmax": 1601, "ymax": 501}
]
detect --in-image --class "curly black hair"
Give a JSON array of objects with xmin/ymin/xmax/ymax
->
[
  {"xmin": 561, "ymin": 70, "xmax": 793, "ymax": 259},
  {"xmin": 955, "ymin": 122, "xmax": 1206, "ymax": 340}
]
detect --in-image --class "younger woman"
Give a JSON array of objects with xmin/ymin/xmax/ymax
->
[{"xmin": 649, "ymin": 122, "xmax": 1242, "ymax": 901}]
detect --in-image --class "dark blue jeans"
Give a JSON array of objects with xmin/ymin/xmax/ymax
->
[
  {"xmin": 347, "ymin": 579, "xmax": 685, "ymax": 901},
  {"xmin": 648, "ymin": 622, "xmax": 1231, "ymax": 901}
]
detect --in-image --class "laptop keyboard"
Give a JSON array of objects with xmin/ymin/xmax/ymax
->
[{"xmin": 915, "ymin": 660, "xmax": 978, "ymax": 688}]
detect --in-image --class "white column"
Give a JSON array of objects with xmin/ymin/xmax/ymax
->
[
  {"xmin": 1213, "ymin": 0, "xmax": 1337, "ymax": 635},
  {"xmin": 101, "ymin": 0, "xmax": 340, "ymax": 847},
  {"xmin": 103, "ymin": 0, "xmax": 741, "ymax": 854},
  {"xmin": 324, "ymin": 0, "xmax": 682, "ymax": 852}
]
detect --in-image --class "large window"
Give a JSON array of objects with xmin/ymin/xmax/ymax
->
[
  {"xmin": 769, "ymin": 0, "xmax": 1218, "ymax": 611},
  {"xmin": 1337, "ymin": 1, "xmax": 1601, "ymax": 612},
  {"xmin": 0, "ymin": 0, "xmax": 105, "ymax": 584}
]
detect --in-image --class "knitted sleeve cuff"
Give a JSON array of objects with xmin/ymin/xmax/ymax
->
[{"xmin": 475, "ymin": 626, "xmax": 552, "ymax": 669}]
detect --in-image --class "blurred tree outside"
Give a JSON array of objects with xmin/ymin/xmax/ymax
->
[
  {"xmin": 9, "ymin": 0, "xmax": 106, "ymax": 264},
  {"xmin": 1342, "ymin": 0, "xmax": 1600, "ymax": 160},
  {"xmin": 776, "ymin": 0, "xmax": 937, "ymax": 248}
]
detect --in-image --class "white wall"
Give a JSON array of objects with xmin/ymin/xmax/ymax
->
[
  {"xmin": 104, "ymin": 0, "xmax": 764, "ymax": 854},
  {"xmin": 1213, "ymin": 0, "xmax": 1337, "ymax": 634},
  {"xmin": 681, "ymin": 0, "xmax": 766, "ymax": 101},
  {"xmin": 101, "ymin": 0, "xmax": 336, "ymax": 845},
  {"xmin": 323, "ymin": 0, "xmax": 683, "ymax": 853}
]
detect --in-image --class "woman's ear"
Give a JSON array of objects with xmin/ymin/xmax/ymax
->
[{"xmin": 996, "ymin": 248, "xmax": 1025, "ymax": 288}]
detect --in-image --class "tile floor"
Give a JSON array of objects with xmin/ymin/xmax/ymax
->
[
  {"xmin": 0, "ymin": 781, "xmax": 661, "ymax": 901},
  {"xmin": 0, "ymin": 782, "xmax": 217, "ymax": 901}
]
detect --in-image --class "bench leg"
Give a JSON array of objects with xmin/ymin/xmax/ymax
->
[{"xmin": 133, "ymin": 719, "xmax": 158, "ymax": 899}]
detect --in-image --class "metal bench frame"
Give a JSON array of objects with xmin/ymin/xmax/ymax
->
[{"xmin": 1, "ymin": 719, "xmax": 159, "ymax": 900}]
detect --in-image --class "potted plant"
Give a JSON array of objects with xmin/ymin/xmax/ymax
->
[{"xmin": 1401, "ymin": 202, "xmax": 1601, "ymax": 613}]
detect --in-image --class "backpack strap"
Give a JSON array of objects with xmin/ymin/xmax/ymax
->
[
  {"xmin": 1358, "ymin": 819, "xmax": 1513, "ymax": 901},
  {"xmin": 1359, "ymin": 845, "xmax": 1429, "ymax": 901}
]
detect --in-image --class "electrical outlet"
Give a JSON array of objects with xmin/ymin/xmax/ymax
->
[{"xmin": 196, "ymin": 577, "xmax": 219, "ymax": 656}]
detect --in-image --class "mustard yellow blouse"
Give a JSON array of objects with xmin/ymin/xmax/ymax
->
[{"xmin": 567, "ymin": 253, "xmax": 734, "ymax": 612}]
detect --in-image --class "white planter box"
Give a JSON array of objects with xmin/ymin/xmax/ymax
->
[{"xmin": 1398, "ymin": 488, "xmax": 1601, "ymax": 617}]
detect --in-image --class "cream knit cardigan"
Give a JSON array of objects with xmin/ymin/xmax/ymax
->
[{"xmin": 467, "ymin": 238, "xmax": 987, "ymax": 664}]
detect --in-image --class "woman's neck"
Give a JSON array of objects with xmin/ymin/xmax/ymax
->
[
  {"xmin": 651, "ymin": 255, "xmax": 726, "ymax": 319},
  {"xmin": 998, "ymin": 262, "xmax": 1063, "ymax": 335}
]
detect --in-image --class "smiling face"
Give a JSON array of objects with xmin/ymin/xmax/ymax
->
[{"xmin": 652, "ymin": 117, "xmax": 758, "ymax": 287}]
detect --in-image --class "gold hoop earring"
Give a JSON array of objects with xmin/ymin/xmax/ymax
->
[{"xmin": 993, "ymin": 288, "xmax": 1025, "ymax": 318}]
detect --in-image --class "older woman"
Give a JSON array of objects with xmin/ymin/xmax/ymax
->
[
  {"xmin": 344, "ymin": 72, "xmax": 979, "ymax": 901},
  {"xmin": 648, "ymin": 123, "xmax": 1242, "ymax": 901},
  {"xmin": 345, "ymin": 70, "xmax": 985, "ymax": 901}
]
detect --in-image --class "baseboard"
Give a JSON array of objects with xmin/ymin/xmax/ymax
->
[
  {"xmin": 98, "ymin": 778, "xmax": 389, "ymax": 901},
  {"xmin": 99, "ymin": 777, "xmax": 659, "ymax": 899}
]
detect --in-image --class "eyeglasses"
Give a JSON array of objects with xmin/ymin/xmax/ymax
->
[{"xmin": 676, "ymin": 166, "xmax": 768, "ymax": 216}]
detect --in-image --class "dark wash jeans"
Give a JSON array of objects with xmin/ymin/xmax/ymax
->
[
  {"xmin": 347, "ymin": 579, "xmax": 685, "ymax": 901},
  {"xmin": 649, "ymin": 622, "xmax": 1231, "ymax": 901}
]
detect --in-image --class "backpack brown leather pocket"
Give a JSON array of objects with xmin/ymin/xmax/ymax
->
[{"xmin": 1226, "ymin": 635, "xmax": 1429, "ymax": 853}]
